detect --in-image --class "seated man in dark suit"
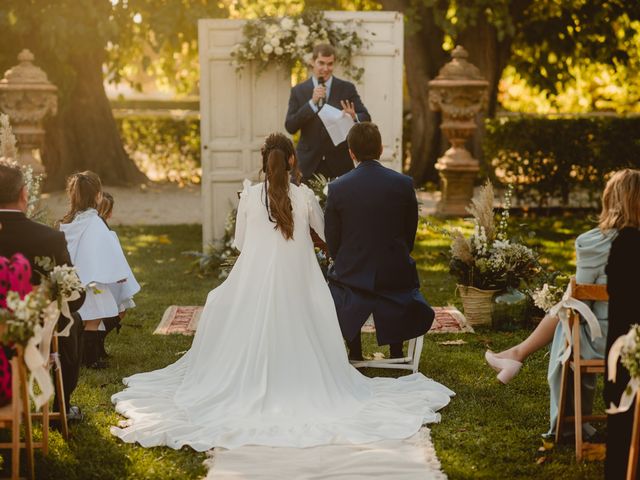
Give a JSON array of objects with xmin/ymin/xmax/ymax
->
[
  {"xmin": 0, "ymin": 161, "xmax": 84, "ymax": 421},
  {"xmin": 324, "ymin": 122, "xmax": 434, "ymax": 360},
  {"xmin": 285, "ymin": 43, "xmax": 371, "ymax": 181}
]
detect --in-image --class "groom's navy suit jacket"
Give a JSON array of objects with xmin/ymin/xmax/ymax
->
[
  {"xmin": 324, "ymin": 161, "xmax": 434, "ymax": 345},
  {"xmin": 285, "ymin": 76, "xmax": 370, "ymax": 180}
]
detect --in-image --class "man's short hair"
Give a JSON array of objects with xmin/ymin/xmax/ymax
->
[
  {"xmin": 0, "ymin": 160, "xmax": 24, "ymax": 205},
  {"xmin": 347, "ymin": 122, "xmax": 382, "ymax": 162},
  {"xmin": 312, "ymin": 43, "xmax": 336, "ymax": 60}
]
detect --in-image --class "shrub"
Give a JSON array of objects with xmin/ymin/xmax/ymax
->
[
  {"xmin": 484, "ymin": 116, "xmax": 640, "ymax": 206},
  {"xmin": 116, "ymin": 115, "xmax": 201, "ymax": 185}
]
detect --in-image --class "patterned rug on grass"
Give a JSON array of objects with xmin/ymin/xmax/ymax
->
[{"xmin": 154, "ymin": 305, "xmax": 472, "ymax": 336}]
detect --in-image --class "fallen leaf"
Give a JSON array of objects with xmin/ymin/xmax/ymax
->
[
  {"xmin": 437, "ymin": 339, "xmax": 467, "ymax": 346},
  {"xmin": 536, "ymin": 456, "xmax": 548, "ymax": 465},
  {"xmin": 539, "ymin": 439, "xmax": 554, "ymax": 451},
  {"xmin": 582, "ymin": 442, "xmax": 606, "ymax": 461}
]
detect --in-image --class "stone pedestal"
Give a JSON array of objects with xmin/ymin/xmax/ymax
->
[
  {"xmin": 0, "ymin": 50, "xmax": 58, "ymax": 173},
  {"xmin": 428, "ymin": 46, "xmax": 488, "ymax": 217}
]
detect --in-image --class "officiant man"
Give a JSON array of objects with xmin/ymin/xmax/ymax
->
[{"xmin": 285, "ymin": 43, "xmax": 371, "ymax": 181}]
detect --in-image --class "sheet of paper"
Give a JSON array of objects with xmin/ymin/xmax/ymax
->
[{"xmin": 317, "ymin": 104, "xmax": 355, "ymax": 146}]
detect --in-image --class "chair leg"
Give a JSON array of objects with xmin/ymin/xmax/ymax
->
[
  {"xmin": 627, "ymin": 393, "xmax": 640, "ymax": 480},
  {"xmin": 556, "ymin": 353, "xmax": 570, "ymax": 443},
  {"xmin": 41, "ymin": 401, "xmax": 49, "ymax": 455},
  {"xmin": 18, "ymin": 362, "xmax": 34, "ymax": 480},
  {"xmin": 11, "ymin": 410, "xmax": 19, "ymax": 480},
  {"xmin": 53, "ymin": 337, "xmax": 68, "ymax": 440},
  {"xmin": 572, "ymin": 318, "xmax": 583, "ymax": 461}
]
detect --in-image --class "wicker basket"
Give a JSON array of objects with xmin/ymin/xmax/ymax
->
[{"xmin": 457, "ymin": 285, "xmax": 499, "ymax": 326}]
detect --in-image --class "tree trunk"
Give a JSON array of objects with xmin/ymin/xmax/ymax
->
[
  {"xmin": 457, "ymin": 18, "xmax": 513, "ymax": 165},
  {"xmin": 379, "ymin": 0, "xmax": 448, "ymax": 185},
  {"xmin": 42, "ymin": 52, "xmax": 146, "ymax": 191}
]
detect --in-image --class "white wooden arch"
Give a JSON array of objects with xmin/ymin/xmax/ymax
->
[{"xmin": 198, "ymin": 11, "xmax": 404, "ymax": 245}]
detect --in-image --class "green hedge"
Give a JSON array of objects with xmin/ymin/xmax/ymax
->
[
  {"xmin": 116, "ymin": 115, "xmax": 201, "ymax": 184},
  {"xmin": 483, "ymin": 116, "xmax": 640, "ymax": 205}
]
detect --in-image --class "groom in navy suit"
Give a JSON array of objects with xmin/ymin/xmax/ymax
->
[
  {"xmin": 324, "ymin": 123, "xmax": 435, "ymax": 360},
  {"xmin": 285, "ymin": 43, "xmax": 370, "ymax": 181}
]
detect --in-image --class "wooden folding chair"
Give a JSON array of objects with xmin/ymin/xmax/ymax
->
[
  {"xmin": 555, "ymin": 277, "xmax": 607, "ymax": 461},
  {"xmin": 349, "ymin": 335, "xmax": 424, "ymax": 373},
  {"xmin": 626, "ymin": 391, "xmax": 640, "ymax": 480},
  {"xmin": 30, "ymin": 335, "xmax": 68, "ymax": 445},
  {"xmin": 0, "ymin": 347, "xmax": 34, "ymax": 480}
]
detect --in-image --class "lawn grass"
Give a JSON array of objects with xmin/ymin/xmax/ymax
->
[{"xmin": 32, "ymin": 215, "xmax": 604, "ymax": 479}]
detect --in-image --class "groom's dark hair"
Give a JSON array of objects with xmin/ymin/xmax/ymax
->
[
  {"xmin": 347, "ymin": 122, "xmax": 382, "ymax": 162},
  {"xmin": 0, "ymin": 160, "xmax": 24, "ymax": 205}
]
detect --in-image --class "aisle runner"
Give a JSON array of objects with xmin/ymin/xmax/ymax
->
[
  {"xmin": 155, "ymin": 306, "xmax": 471, "ymax": 336},
  {"xmin": 204, "ymin": 427, "xmax": 446, "ymax": 480}
]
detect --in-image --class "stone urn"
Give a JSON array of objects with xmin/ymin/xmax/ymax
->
[
  {"xmin": 0, "ymin": 49, "xmax": 58, "ymax": 173},
  {"xmin": 429, "ymin": 46, "xmax": 489, "ymax": 217}
]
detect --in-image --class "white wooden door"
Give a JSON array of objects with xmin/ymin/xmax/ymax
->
[
  {"xmin": 324, "ymin": 11, "xmax": 404, "ymax": 171},
  {"xmin": 199, "ymin": 12, "xmax": 403, "ymax": 245},
  {"xmin": 199, "ymin": 19, "xmax": 291, "ymax": 245}
]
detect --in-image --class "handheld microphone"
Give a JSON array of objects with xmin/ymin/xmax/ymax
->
[{"xmin": 317, "ymin": 77, "xmax": 325, "ymax": 109}]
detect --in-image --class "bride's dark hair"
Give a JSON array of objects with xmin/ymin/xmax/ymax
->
[{"xmin": 261, "ymin": 133, "xmax": 297, "ymax": 240}]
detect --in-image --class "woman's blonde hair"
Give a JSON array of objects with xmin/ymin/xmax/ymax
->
[
  {"xmin": 599, "ymin": 169, "xmax": 640, "ymax": 231},
  {"xmin": 61, "ymin": 171, "xmax": 102, "ymax": 224}
]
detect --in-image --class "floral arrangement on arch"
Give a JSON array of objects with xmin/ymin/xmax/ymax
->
[
  {"xmin": 449, "ymin": 182, "xmax": 540, "ymax": 291},
  {"xmin": 231, "ymin": 11, "xmax": 368, "ymax": 80}
]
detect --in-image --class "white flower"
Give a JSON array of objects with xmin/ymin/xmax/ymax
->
[
  {"xmin": 303, "ymin": 52, "xmax": 313, "ymax": 65},
  {"xmin": 270, "ymin": 37, "xmax": 280, "ymax": 47},
  {"xmin": 263, "ymin": 44, "xmax": 274, "ymax": 54},
  {"xmin": 280, "ymin": 17, "xmax": 294, "ymax": 30},
  {"xmin": 274, "ymin": 46, "xmax": 284, "ymax": 56}
]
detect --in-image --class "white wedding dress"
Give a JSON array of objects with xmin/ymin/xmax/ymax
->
[{"xmin": 111, "ymin": 181, "xmax": 453, "ymax": 451}]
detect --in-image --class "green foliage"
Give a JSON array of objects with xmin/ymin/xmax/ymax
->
[
  {"xmin": 115, "ymin": 115, "xmax": 201, "ymax": 184},
  {"xmin": 511, "ymin": 2, "xmax": 640, "ymax": 95},
  {"xmin": 484, "ymin": 116, "xmax": 640, "ymax": 205},
  {"xmin": 501, "ymin": 18, "xmax": 640, "ymax": 113},
  {"xmin": 0, "ymin": 1, "xmax": 227, "ymax": 103}
]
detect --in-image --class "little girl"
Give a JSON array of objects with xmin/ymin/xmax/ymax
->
[{"xmin": 59, "ymin": 173, "xmax": 140, "ymax": 368}]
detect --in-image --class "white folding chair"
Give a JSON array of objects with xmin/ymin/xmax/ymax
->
[{"xmin": 349, "ymin": 335, "xmax": 424, "ymax": 373}]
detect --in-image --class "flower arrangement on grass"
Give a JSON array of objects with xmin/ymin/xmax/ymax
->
[
  {"xmin": 449, "ymin": 182, "xmax": 539, "ymax": 291},
  {"xmin": 231, "ymin": 11, "xmax": 368, "ymax": 80}
]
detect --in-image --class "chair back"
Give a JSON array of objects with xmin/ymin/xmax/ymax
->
[{"xmin": 570, "ymin": 277, "xmax": 609, "ymax": 302}]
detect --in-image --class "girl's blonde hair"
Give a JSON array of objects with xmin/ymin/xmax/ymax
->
[
  {"xmin": 599, "ymin": 169, "xmax": 640, "ymax": 231},
  {"xmin": 61, "ymin": 171, "xmax": 102, "ymax": 224}
]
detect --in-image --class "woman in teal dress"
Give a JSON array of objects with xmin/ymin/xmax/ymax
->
[{"xmin": 485, "ymin": 169, "xmax": 640, "ymax": 438}]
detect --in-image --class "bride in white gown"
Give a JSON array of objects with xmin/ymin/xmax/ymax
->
[{"xmin": 111, "ymin": 133, "xmax": 453, "ymax": 452}]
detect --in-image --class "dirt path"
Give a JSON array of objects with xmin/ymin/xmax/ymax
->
[{"xmin": 41, "ymin": 183, "xmax": 437, "ymax": 226}]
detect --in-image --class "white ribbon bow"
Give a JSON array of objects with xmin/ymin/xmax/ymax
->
[
  {"xmin": 23, "ymin": 301, "xmax": 60, "ymax": 409},
  {"xmin": 548, "ymin": 283, "xmax": 603, "ymax": 365},
  {"xmin": 606, "ymin": 334, "xmax": 639, "ymax": 414},
  {"xmin": 56, "ymin": 290, "xmax": 80, "ymax": 338}
]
